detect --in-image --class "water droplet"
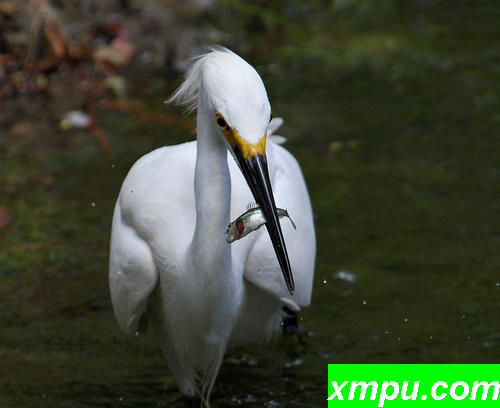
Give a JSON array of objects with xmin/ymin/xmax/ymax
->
[
  {"xmin": 135, "ymin": 331, "xmax": 140, "ymax": 336},
  {"xmin": 266, "ymin": 400, "xmax": 280, "ymax": 407},
  {"xmin": 320, "ymin": 350, "xmax": 336, "ymax": 358},
  {"xmin": 467, "ymin": 336, "xmax": 471, "ymax": 340},
  {"xmin": 404, "ymin": 317, "xmax": 408, "ymax": 322},
  {"xmin": 91, "ymin": 202, "xmax": 96, "ymax": 207},
  {"xmin": 362, "ymin": 300, "xmax": 367, "ymax": 305},
  {"xmin": 244, "ymin": 394, "xmax": 257, "ymax": 403},
  {"xmin": 333, "ymin": 270, "xmax": 359, "ymax": 283},
  {"xmin": 429, "ymin": 335, "xmax": 433, "ymax": 339},
  {"xmin": 323, "ymin": 279, "xmax": 327, "ymax": 284},
  {"xmin": 284, "ymin": 358, "xmax": 303, "ymax": 368},
  {"xmin": 111, "ymin": 164, "xmax": 115, "ymax": 168},
  {"xmin": 397, "ymin": 337, "xmax": 401, "ymax": 341},
  {"xmin": 461, "ymin": 314, "xmax": 466, "ymax": 319},
  {"xmin": 481, "ymin": 333, "xmax": 500, "ymax": 348},
  {"xmin": 496, "ymin": 281, "xmax": 499, "ymax": 286},
  {"xmin": 248, "ymin": 358, "xmax": 258, "ymax": 367},
  {"xmin": 119, "ymin": 396, "xmax": 124, "ymax": 402},
  {"xmin": 385, "ymin": 330, "xmax": 389, "ymax": 335}
]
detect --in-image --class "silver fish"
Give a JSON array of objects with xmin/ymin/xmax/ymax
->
[{"xmin": 225, "ymin": 205, "xmax": 296, "ymax": 244}]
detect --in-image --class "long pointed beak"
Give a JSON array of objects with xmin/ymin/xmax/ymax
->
[{"xmin": 234, "ymin": 149, "xmax": 295, "ymax": 294}]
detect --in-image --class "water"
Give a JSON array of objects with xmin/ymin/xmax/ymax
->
[{"xmin": 1, "ymin": 1, "xmax": 499, "ymax": 407}]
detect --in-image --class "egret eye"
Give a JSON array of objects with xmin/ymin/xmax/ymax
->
[{"xmin": 216, "ymin": 115, "xmax": 227, "ymax": 129}]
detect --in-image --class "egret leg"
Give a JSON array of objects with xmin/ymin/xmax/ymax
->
[
  {"xmin": 181, "ymin": 394, "xmax": 202, "ymax": 408},
  {"xmin": 281, "ymin": 306, "xmax": 305, "ymax": 346}
]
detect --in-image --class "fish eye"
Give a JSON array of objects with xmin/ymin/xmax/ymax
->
[{"xmin": 216, "ymin": 114, "xmax": 227, "ymax": 129}]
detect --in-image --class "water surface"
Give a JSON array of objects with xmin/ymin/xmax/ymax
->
[{"xmin": 1, "ymin": 1, "xmax": 499, "ymax": 407}]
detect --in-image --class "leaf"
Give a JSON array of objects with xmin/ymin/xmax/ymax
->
[
  {"xmin": 45, "ymin": 20, "xmax": 67, "ymax": 58},
  {"xmin": 93, "ymin": 36, "xmax": 135, "ymax": 69}
]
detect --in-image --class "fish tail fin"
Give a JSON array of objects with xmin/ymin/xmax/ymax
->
[{"xmin": 285, "ymin": 210, "xmax": 297, "ymax": 230}]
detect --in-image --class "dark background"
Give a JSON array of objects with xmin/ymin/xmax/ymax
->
[{"xmin": 1, "ymin": 1, "xmax": 498, "ymax": 407}]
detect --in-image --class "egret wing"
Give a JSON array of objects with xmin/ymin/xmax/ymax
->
[{"xmin": 109, "ymin": 201, "xmax": 158, "ymax": 335}]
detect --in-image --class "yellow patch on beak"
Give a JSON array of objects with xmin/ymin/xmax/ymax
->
[
  {"xmin": 216, "ymin": 112, "xmax": 266, "ymax": 159},
  {"xmin": 226, "ymin": 129, "xmax": 266, "ymax": 159}
]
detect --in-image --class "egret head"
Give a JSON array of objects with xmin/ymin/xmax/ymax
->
[{"xmin": 169, "ymin": 47, "xmax": 294, "ymax": 294}]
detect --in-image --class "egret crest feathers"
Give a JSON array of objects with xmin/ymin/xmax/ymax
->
[{"xmin": 167, "ymin": 47, "xmax": 239, "ymax": 113}]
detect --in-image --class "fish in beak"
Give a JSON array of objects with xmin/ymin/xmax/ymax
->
[
  {"xmin": 217, "ymin": 113, "xmax": 294, "ymax": 294},
  {"xmin": 236, "ymin": 152, "xmax": 295, "ymax": 294}
]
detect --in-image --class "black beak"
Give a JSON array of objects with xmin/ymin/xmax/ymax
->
[{"xmin": 234, "ymin": 150, "xmax": 294, "ymax": 294}]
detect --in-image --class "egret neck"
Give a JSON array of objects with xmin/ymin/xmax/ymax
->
[{"xmin": 191, "ymin": 105, "xmax": 232, "ymax": 283}]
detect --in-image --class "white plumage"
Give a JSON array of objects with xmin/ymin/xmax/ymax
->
[{"xmin": 109, "ymin": 48, "xmax": 315, "ymax": 406}]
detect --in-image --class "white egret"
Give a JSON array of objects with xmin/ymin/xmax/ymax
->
[{"xmin": 109, "ymin": 47, "xmax": 315, "ymax": 406}]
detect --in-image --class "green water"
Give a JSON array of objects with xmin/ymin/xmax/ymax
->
[{"xmin": 1, "ymin": 1, "xmax": 499, "ymax": 407}]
